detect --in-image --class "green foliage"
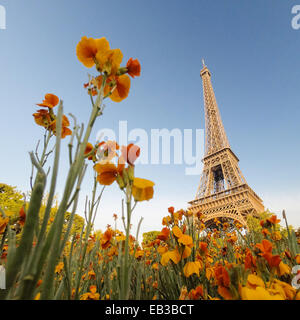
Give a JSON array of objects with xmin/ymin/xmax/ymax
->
[
  {"xmin": 142, "ymin": 231, "xmax": 160, "ymax": 245},
  {"xmin": 0, "ymin": 183, "xmax": 23, "ymax": 219}
]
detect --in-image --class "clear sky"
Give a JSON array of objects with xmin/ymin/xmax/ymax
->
[{"xmin": 0, "ymin": 0, "xmax": 299, "ymax": 237}]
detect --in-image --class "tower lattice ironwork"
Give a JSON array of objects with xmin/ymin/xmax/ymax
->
[{"xmin": 188, "ymin": 62, "xmax": 264, "ymax": 228}]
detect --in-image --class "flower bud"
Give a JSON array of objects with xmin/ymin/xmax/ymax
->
[
  {"xmin": 116, "ymin": 174, "xmax": 125, "ymax": 189},
  {"xmin": 127, "ymin": 165, "xmax": 135, "ymax": 182}
]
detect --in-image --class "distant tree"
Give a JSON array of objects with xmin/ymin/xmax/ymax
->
[
  {"xmin": 0, "ymin": 183, "xmax": 24, "ymax": 220},
  {"xmin": 142, "ymin": 231, "xmax": 160, "ymax": 246}
]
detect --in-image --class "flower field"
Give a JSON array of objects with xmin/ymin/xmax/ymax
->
[{"xmin": 0, "ymin": 36, "xmax": 299, "ymax": 300}]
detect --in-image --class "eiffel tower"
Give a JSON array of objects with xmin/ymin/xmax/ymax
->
[{"xmin": 188, "ymin": 61, "xmax": 264, "ymax": 229}]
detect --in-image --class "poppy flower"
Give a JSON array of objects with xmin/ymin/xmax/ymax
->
[
  {"xmin": 126, "ymin": 58, "xmax": 141, "ymax": 78},
  {"xmin": 76, "ymin": 36, "xmax": 110, "ymax": 68},
  {"xmin": 94, "ymin": 161, "xmax": 124, "ymax": 186},
  {"xmin": 132, "ymin": 177, "xmax": 155, "ymax": 201},
  {"xmin": 37, "ymin": 93, "xmax": 59, "ymax": 109}
]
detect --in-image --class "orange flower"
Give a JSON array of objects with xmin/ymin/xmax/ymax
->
[
  {"xmin": 80, "ymin": 285, "xmax": 100, "ymax": 300},
  {"xmin": 0, "ymin": 217, "xmax": 9, "ymax": 234},
  {"xmin": 33, "ymin": 109, "xmax": 52, "ymax": 128},
  {"xmin": 172, "ymin": 226, "xmax": 183, "ymax": 238},
  {"xmin": 168, "ymin": 207, "xmax": 175, "ymax": 215},
  {"xmin": 37, "ymin": 93, "xmax": 59, "ymax": 109},
  {"xmin": 214, "ymin": 265, "xmax": 230, "ymax": 288},
  {"xmin": 88, "ymin": 270, "xmax": 96, "ymax": 280},
  {"xmin": 182, "ymin": 246, "xmax": 192, "ymax": 259},
  {"xmin": 255, "ymin": 239, "xmax": 281, "ymax": 268},
  {"xmin": 96, "ymin": 48, "xmax": 123, "ymax": 76},
  {"xmin": 84, "ymin": 142, "xmax": 93, "ymax": 155},
  {"xmin": 55, "ymin": 262, "xmax": 64, "ymax": 274},
  {"xmin": 76, "ymin": 36, "xmax": 110, "ymax": 68},
  {"xmin": 183, "ymin": 261, "xmax": 202, "ymax": 277},
  {"xmin": 157, "ymin": 227, "xmax": 170, "ymax": 241},
  {"xmin": 19, "ymin": 206, "xmax": 26, "ymax": 227},
  {"xmin": 132, "ymin": 177, "xmax": 155, "ymax": 202},
  {"xmin": 244, "ymin": 249, "xmax": 256, "ymax": 270},
  {"xmin": 101, "ymin": 228, "xmax": 113, "ymax": 249},
  {"xmin": 106, "ymin": 74, "xmax": 131, "ymax": 102},
  {"xmin": 189, "ymin": 285, "xmax": 204, "ymax": 300},
  {"xmin": 161, "ymin": 249, "xmax": 181, "ymax": 266},
  {"xmin": 217, "ymin": 286, "xmax": 232, "ymax": 300},
  {"xmin": 97, "ymin": 140, "xmax": 119, "ymax": 161},
  {"xmin": 49, "ymin": 115, "xmax": 72, "ymax": 139},
  {"xmin": 94, "ymin": 161, "xmax": 124, "ymax": 185},
  {"xmin": 262, "ymin": 228, "xmax": 270, "ymax": 237},
  {"xmin": 126, "ymin": 58, "xmax": 141, "ymax": 78},
  {"xmin": 178, "ymin": 234, "xmax": 193, "ymax": 247},
  {"xmin": 255, "ymin": 239, "xmax": 273, "ymax": 256},
  {"xmin": 267, "ymin": 215, "xmax": 281, "ymax": 225},
  {"xmin": 120, "ymin": 143, "xmax": 140, "ymax": 166},
  {"xmin": 172, "ymin": 226, "xmax": 193, "ymax": 248},
  {"xmin": 162, "ymin": 216, "xmax": 171, "ymax": 226},
  {"xmin": 199, "ymin": 242, "xmax": 208, "ymax": 255}
]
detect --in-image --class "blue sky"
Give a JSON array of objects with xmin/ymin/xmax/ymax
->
[{"xmin": 0, "ymin": 0, "xmax": 299, "ymax": 236}]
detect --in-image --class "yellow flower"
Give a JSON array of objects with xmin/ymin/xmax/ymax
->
[
  {"xmin": 160, "ymin": 249, "xmax": 181, "ymax": 266},
  {"xmin": 246, "ymin": 274, "xmax": 265, "ymax": 289},
  {"xmin": 269, "ymin": 279, "xmax": 296, "ymax": 300},
  {"xmin": 240, "ymin": 286, "xmax": 284, "ymax": 300},
  {"xmin": 278, "ymin": 261, "xmax": 291, "ymax": 276},
  {"xmin": 76, "ymin": 36, "xmax": 110, "ymax": 68},
  {"xmin": 0, "ymin": 217, "xmax": 9, "ymax": 234},
  {"xmin": 107, "ymin": 75, "xmax": 131, "ymax": 102},
  {"xmin": 206, "ymin": 267, "xmax": 215, "ymax": 280},
  {"xmin": 55, "ymin": 262, "xmax": 64, "ymax": 274},
  {"xmin": 132, "ymin": 178, "xmax": 155, "ymax": 201},
  {"xmin": 183, "ymin": 261, "xmax": 202, "ymax": 277},
  {"xmin": 182, "ymin": 246, "xmax": 192, "ymax": 259},
  {"xmin": 80, "ymin": 285, "xmax": 100, "ymax": 300},
  {"xmin": 96, "ymin": 48, "xmax": 123, "ymax": 75}
]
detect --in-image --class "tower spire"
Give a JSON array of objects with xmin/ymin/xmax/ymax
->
[
  {"xmin": 188, "ymin": 63, "xmax": 264, "ymax": 229},
  {"xmin": 200, "ymin": 63, "xmax": 230, "ymax": 156}
]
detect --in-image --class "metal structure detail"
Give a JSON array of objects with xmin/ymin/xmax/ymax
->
[{"xmin": 189, "ymin": 63, "xmax": 264, "ymax": 228}]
